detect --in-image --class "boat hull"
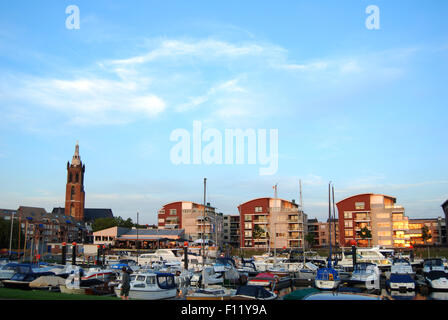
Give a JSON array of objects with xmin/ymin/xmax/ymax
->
[
  {"xmin": 314, "ymin": 279, "xmax": 340, "ymax": 290},
  {"xmin": 2, "ymin": 280, "xmax": 32, "ymax": 290},
  {"xmin": 114, "ymin": 287, "xmax": 177, "ymax": 300}
]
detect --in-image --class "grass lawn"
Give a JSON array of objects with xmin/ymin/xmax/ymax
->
[{"xmin": 0, "ymin": 287, "xmax": 119, "ymax": 300}]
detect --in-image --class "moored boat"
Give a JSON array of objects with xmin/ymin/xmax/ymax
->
[
  {"xmin": 425, "ymin": 270, "xmax": 448, "ymax": 291},
  {"xmin": 2, "ymin": 264, "xmax": 55, "ymax": 290},
  {"xmin": 186, "ymin": 287, "xmax": 236, "ymax": 300},
  {"xmin": 114, "ymin": 272, "xmax": 177, "ymax": 300},
  {"xmin": 231, "ymin": 285, "xmax": 277, "ymax": 300},
  {"xmin": 247, "ymin": 272, "xmax": 292, "ymax": 291},
  {"xmin": 314, "ymin": 267, "xmax": 340, "ymax": 290}
]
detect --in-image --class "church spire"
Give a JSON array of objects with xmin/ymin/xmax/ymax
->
[{"xmin": 71, "ymin": 141, "xmax": 81, "ymax": 166}]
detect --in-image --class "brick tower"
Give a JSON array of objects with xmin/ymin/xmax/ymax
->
[{"xmin": 65, "ymin": 141, "xmax": 85, "ymax": 221}]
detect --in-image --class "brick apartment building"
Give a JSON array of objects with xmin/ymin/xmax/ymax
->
[
  {"xmin": 157, "ymin": 201, "xmax": 223, "ymax": 245},
  {"xmin": 238, "ymin": 197, "xmax": 307, "ymax": 249}
]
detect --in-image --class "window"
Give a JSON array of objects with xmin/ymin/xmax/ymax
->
[
  {"xmin": 244, "ymin": 223, "xmax": 252, "ymax": 230},
  {"xmin": 356, "ymin": 213, "xmax": 370, "ymax": 220},
  {"xmin": 70, "ymin": 186, "xmax": 75, "ymax": 200},
  {"xmin": 378, "ymin": 222, "xmax": 390, "ymax": 228},
  {"xmin": 146, "ymin": 277, "xmax": 156, "ymax": 285},
  {"xmin": 378, "ymin": 240, "xmax": 392, "ymax": 246},
  {"xmin": 245, "ymin": 231, "xmax": 252, "ymax": 238},
  {"xmin": 377, "ymin": 213, "xmax": 390, "ymax": 219},
  {"xmin": 344, "ymin": 212, "xmax": 352, "ymax": 219},
  {"xmin": 345, "ymin": 230, "xmax": 353, "ymax": 237},
  {"xmin": 344, "ymin": 220, "xmax": 353, "ymax": 228},
  {"xmin": 378, "ymin": 231, "xmax": 391, "ymax": 237},
  {"xmin": 169, "ymin": 209, "xmax": 177, "ymax": 215},
  {"xmin": 255, "ymin": 206, "xmax": 263, "ymax": 212},
  {"xmin": 355, "ymin": 202, "xmax": 365, "ymax": 210},
  {"xmin": 244, "ymin": 215, "xmax": 253, "ymax": 221}
]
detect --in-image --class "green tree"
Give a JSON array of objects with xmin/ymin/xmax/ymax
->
[
  {"xmin": 253, "ymin": 225, "xmax": 266, "ymax": 239},
  {"xmin": 92, "ymin": 217, "xmax": 118, "ymax": 232},
  {"xmin": 0, "ymin": 217, "xmax": 24, "ymax": 251},
  {"xmin": 305, "ymin": 233, "xmax": 315, "ymax": 249},
  {"xmin": 92, "ymin": 216, "xmax": 136, "ymax": 232},
  {"xmin": 422, "ymin": 225, "xmax": 432, "ymax": 258},
  {"xmin": 360, "ymin": 227, "xmax": 372, "ymax": 247}
]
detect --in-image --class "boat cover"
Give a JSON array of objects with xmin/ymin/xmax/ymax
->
[
  {"xmin": 235, "ymin": 285, "xmax": 273, "ymax": 299},
  {"xmin": 29, "ymin": 276, "xmax": 66, "ymax": 288},
  {"xmin": 389, "ymin": 274, "xmax": 414, "ymax": 283},
  {"xmin": 283, "ymin": 288, "xmax": 320, "ymax": 300}
]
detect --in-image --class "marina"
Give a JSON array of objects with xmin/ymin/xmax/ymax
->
[{"xmin": 1, "ymin": 246, "xmax": 447, "ymax": 301}]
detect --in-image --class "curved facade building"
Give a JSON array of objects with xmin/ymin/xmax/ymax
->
[
  {"xmin": 238, "ymin": 197, "xmax": 307, "ymax": 249},
  {"xmin": 336, "ymin": 193, "xmax": 408, "ymax": 248}
]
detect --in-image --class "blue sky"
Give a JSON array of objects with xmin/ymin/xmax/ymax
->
[{"xmin": 0, "ymin": 1, "xmax": 447, "ymax": 224}]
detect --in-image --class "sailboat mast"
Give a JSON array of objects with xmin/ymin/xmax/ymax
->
[
  {"xmin": 328, "ymin": 182, "xmax": 332, "ymax": 268},
  {"xmin": 202, "ymin": 178, "xmax": 206, "ymax": 267},
  {"xmin": 332, "ymin": 185, "xmax": 336, "ymax": 249},
  {"xmin": 299, "ymin": 180, "xmax": 304, "ymax": 250}
]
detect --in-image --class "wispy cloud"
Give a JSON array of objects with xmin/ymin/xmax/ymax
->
[{"xmin": 0, "ymin": 74, "xmax": 166, "ymax": 126}]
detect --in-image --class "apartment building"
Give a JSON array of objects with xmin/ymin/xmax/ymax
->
[
  {"xmin": 336, "ymin": 194, "xmax": 409, "ymax": 248},
  {"xmin": 238, "ymin": 197, "xmax": 307, "ymax": 249},
  {"xmin": 307, "ymin": 218, "xmax": 339, "ymax": 248},
  {"xmin": 223, "ymin": 215, "xmax": 240, "ymax": 248},
  {"xmin": 158, "ymin": 201, "xmax": 223, "ymax": 245},
  {"xmin": 408, "ymin": 217, "xmax": 446, "ymax": 246}
]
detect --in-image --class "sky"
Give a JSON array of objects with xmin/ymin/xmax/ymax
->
[{"xmin": 0, "ymin": 0, "xmax": 447, "ymax": 224}]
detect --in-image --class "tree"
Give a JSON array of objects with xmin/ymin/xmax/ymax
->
[
  {"xmin": 360, "ymin": 227, "xmax": 372, "ymax": 247},
  {"xmin": 253, "ymin": 225, "xmax": 266, "ymax": 239},
  {"xmin": 92, "ymin": 217, "xmax": 117, "ymax": 232},
  {"xmin": 92, "ymin": 216, "xmax": 136, "ymax": 232},
  {"xmin": 305, "ymin": 233, "xmax": 315, "ymax": 249},
  {"xmin": 422, "ymin": 225, "xmax": 432, "ymax": 258},
  {"xmin": 0, "ymin": 217, "xmax": 24, "ymax": 252}
]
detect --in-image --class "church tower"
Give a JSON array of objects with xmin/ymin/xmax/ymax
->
[{"xmin": 65, "ymin": 142, "xmax": 85, "ymax": 221}]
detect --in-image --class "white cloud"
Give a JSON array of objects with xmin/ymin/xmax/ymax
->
[
  {"xmin": 108, "ymin": 39, "xmax": 272, "ymax": 66},
  {"xmin": 1, "ymin": 74, "xmax": 166, "ymax": 126}
]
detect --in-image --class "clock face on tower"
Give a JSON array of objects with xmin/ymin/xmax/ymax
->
[{"xmin": 65, "ymin": 142, "xmax": 85, "ymax": 221}]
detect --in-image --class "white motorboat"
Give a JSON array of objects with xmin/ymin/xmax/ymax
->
[
  {"xmin": 425, "ymin": 271, "xmax": 448, "ymax": 291},
  {"xmin": 389, "ymin": 258, "xmax": 415, "ymax": 279},
  {"xmin": 186, "ymin": 286, "xmax": 237, "ymax": 300},
  {"xmin": 423, "ymin": 258, "xmax": 447, "ymax": 274},
  {"xmin": 237, "ymin": 259, "xmax": 258, "ymax": 277},
  {"xmin": 114, "ymin": 272, "xmax": 177, "ymax": 300},
  {"xmin": 338, "ymin": 247, "xmax": 392, "ymax": 271},
  {"xmin": 81, "ymin": 267, "xmax": 117, "ymax": 281},
  {"xmin": 138, "ymin": 249, "xmax": 203, "ymax": 267},
  {"xmin": 190, "ymin": 266, "xmax": 223, "ymax": 287},
  {"xmin": 347, "ymin": 263, "xmax": 380, "ymax": 291}
]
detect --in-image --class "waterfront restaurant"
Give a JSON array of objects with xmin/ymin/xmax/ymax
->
[{"xmin": 114, "ymin": 229, "xmax": 186, "ymax": 249}]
